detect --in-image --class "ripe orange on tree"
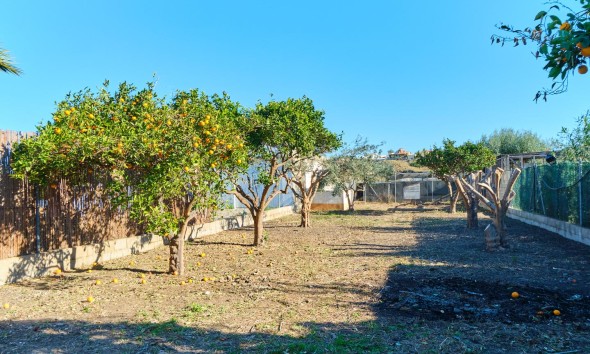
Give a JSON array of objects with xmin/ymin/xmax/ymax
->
[
  {"xmin": 578, "ymin": 65, "xmax": 588, "ymax": 74},
  {"xmin": 559, "ymin": 22, "xmax": 571, "ymax": 31}
]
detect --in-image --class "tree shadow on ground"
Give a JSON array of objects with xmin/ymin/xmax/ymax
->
[
  {"xmin": 337, "ymin": 212, "xmax": 590, "ymax": 293},
  {"xmin": 0, "ymin": 318, "xmax": 401, "ymax": 353}
]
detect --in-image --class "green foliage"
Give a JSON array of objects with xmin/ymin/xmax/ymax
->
[
  {"xmin": 556, "ymin": 111, "xmax": 590, "ymax": 160},
  {"xmin": 480, "ymin": 128, "xmax": 549, "ymax": 154},
  {"xmin": 250, "ymin": 97, "xmax": 341, "ymax": 161},
  {"xmin": 415, "ymin": 139, "xmax": 459, "ymax": 180},
  {"xmin": 233, "ymin": 96, "xmax": 340, "ymax": 200},
  {"xmin": 493, "ymin": 0, "xmax": 590, "ymax": 99},
  {"xmin": 416, "ymin": 139, "xmax": 496, "ymax": 180},
  {"xmin": 324, "ymin": 137, "xmax": 394, "ymax": 197},
  {"xmin": 11, "ymin": 81, "xmax": 248, "ymax": 237}
]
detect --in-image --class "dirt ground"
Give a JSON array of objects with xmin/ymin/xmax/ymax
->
[{"xmin": 0, "ymin": 203, "xmax": 589, "ymax": 353}]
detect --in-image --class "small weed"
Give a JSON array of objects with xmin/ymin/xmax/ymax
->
[
  {"xmin": 182, "ymin": 303, "xmax": 208, "ymax": 321},
  {"xmin": 186, "ymin": 302, "xmax": 207, "ymax": 314},
  {"xmin": 81, "ymin": 306, "xmax": 91, "ymax": 313}
]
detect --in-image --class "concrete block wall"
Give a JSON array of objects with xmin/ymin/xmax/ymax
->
[
  {"xmin": 0, "ymin": 205, "xmax": 295, "ymax": 285},
  {"xmin": 507, "ymin": 208, "xmax": 590, "ymax": 247},
  {"xmin": 188, "ymin": 206, "xmax": 296, "ymax": 239},
  {"xmin": 311, "ymin": 190, "xmax": 349, "ymax": 211}
]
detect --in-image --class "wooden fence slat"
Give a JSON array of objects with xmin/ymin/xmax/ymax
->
[{"xmin": 0, "ymin": 130, "xmax": 142, "ymax": 259}]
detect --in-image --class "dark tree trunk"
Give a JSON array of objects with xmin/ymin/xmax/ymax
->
[
  {"xmin": 496, "ymin": 202, "xmax": 509, "ymax": 247},
  {"xmin": 253, "ymin": 211, "xmax": 264, "ymax": 246},
  {"xmin": 466, "ymin": 194, "xmax": 479, "ymax": 229}
]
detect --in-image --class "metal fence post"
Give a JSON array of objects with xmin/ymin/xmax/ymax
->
[
  {"xmin": 393, "ymin": 172, "xmax": 397, "ymax": 204},
  {"xmin": 431, "ymin": 179, "xmax": 434, "ymax": 202},
  {"xmin": 579, "ymin": 160, "xmax": 583, "ymax": 226}
]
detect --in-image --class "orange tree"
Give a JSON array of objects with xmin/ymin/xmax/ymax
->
[
  {"xmin": 416, "ymin": 140, "xmax": 496, "ymax": 227},
  {"xmin": 11, "ymin": 81, "xmax": 247, "ymax": 275},
  {"xmin": 415, "ymin": 139, "xmax": 462, "ymax": 213},
  {"xmin": 493, "ymin": 0, "xmax": 590, "ymax": 100},
  {"xmin": 229, "ymin": 97, "xmax": 340, "ymax": 244}
]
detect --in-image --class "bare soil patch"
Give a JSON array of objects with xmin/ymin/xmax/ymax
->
[{"xmin": 0, "ymin": 203, "xmax": 589, "ymax": 353}]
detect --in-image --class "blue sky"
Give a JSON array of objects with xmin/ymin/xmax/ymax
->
[{"xmin": 1, "ymin": 1, "xmax": 588, "ymax": 153}]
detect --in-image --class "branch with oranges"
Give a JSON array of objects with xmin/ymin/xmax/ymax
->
[{"xmin": 492, "ymin": 0, "xmax": 590, "ymax": 100}]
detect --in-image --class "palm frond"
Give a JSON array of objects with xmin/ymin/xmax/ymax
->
[{"xmin": 0, "ymin": 48, "xmax": 22, "ymax": 75}]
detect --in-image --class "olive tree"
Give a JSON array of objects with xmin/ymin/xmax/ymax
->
[
  {"xmin": 324, "ymin": 137, "xmax": 393, "ymax": 211},
  {"xmin": 480, "ymin": 128, "xmax": 549, "ymax": 154}
]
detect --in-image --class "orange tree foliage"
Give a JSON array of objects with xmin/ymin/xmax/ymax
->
[
  {"xmin": 493, "ymin": 0, "xmax": 590, "ymax": 100},
  {"xmin": 11, "ymin": 81, "xmax": 248, "ymax": 274}
]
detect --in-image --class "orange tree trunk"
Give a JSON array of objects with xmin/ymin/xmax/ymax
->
[
  {"xmin": 300, "ymin": 197, "xmax": 311, "ymax": 227},
  {"xmin": 253, "ymin": 211, "xmax": 264, "ymax": 246},
  {"xmin": 168, "ymin": 221, "xmax": 187, "ymax": 275}
]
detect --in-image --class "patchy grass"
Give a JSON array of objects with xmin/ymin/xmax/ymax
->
[{"xmin": 0, "ymin": 203, "xmax": 589, "ymax": 353}]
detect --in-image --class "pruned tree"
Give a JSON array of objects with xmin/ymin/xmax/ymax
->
[
  {"xmin": 492, "ymin": 0, "xmax": 590, "ymax": 99},
  {"xmin": 324, "ymin": 137, "xmax": 393, "ymax": 211},
  {"xmin": 459, "ymin": 167, "xmax": 522, "ymax": 250},
  {"xmin": 11, "ymin": 81, "xmax": 247, "ymax": 275},
  {"xmin": 229, "ymin": 96, "xmax": 339, "ymax": 244}
]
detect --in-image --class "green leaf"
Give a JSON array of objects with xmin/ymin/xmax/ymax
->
[
  {"xmin": 549, "ymin": 65, "xmax": 561, "ymax": 79},
  {"xmin": 534, "ymin": 11, "xmax": 547, "ymax": 20},
  {"xmin": 549, "ymin": 15, "xmax": 562, "ymax": 23},
  {"xmin": 540, "ymin": 43, "xmax": 549, "ymax": 55}
]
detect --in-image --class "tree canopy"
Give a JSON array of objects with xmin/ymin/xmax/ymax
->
[
  {"xmin": 556, "ymin": 111, "xmax": 590, "ymax": 160},
  {"xmin": 416, "ymin": 139, "xmax": 496, "ymax": 214},
  {"xmin": 11, "ymin": 81, "xmax": 248, "ymax": 274},
  {"xmin": 480, "ymin": 128, "xmax": 549, "ymax": 155}
]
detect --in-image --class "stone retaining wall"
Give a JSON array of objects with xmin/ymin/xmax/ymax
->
[{"xmin": 507, "ymin": 208, "xmax": 590, "ymax": 247}]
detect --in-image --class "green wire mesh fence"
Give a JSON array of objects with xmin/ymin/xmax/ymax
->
[{"xmin": 512, "ymin": 161, "xmax": 590, "ymax": 227}]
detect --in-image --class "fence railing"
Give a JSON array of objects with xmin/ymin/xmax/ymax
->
[
  {"xmin": 364, "ymin": 173, "xmax": 448, "ymax": 203},
  {"xmin": 512, "ymin": 161, "xmax": 590, "ymax": 228}
]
